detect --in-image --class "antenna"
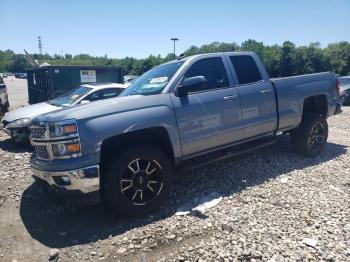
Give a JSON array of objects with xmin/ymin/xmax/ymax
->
[{"xmin": 38, "ymin": 36, "xmax": 42, "ymax": 54}]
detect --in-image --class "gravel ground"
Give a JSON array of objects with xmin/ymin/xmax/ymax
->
[{"xmin": 0, "ymin": 108, "xmax": 349, "ymax": 262}]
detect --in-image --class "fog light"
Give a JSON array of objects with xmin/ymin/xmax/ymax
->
[{"xmin": 53, "ymin": 176, "xmax": 71, "ymax": 186}]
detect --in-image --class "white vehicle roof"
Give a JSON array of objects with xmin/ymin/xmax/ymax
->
[{"xmin": 81, "ymin": 82, "xmax": 127, "ymax": 91}]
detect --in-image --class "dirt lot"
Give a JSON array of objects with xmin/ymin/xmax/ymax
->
[{"xmin": 0, "ymin": 108, "xmax": 349, "ymax": 262}]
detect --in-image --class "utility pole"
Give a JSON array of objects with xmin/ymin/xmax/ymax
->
[
  {"xmin": 170, "ymin": 38, "xmax": 179, "ymax": 59},
  {"xmin": 38, "ymin": 36, "xmax": 42, "ymax": 55}
]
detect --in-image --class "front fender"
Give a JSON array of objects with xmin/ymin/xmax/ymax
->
[{"xmin": 78, "ymin": 95, "xmax": 182, "ymax": 164}]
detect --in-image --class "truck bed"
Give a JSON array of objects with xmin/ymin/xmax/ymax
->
[{"xmin": 271, "ymin": 72, "xmax": 338, "ymax": 132}]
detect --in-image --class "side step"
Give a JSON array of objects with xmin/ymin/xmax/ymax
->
[{"xmin": 177, "ymin": 137, "xmax": 277, "ymax": 172}]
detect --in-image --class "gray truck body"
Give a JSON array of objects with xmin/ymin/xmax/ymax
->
[{"xmin": 29, "ymin": 52, "xmax": 341, "ymax": 203}]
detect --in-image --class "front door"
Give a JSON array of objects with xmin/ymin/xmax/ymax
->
[{"xmin": 170, "ymin": 57, "xmax": 243, "ymax": 157}]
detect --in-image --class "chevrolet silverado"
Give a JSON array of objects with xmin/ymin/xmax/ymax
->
[{"xmin": 29, "ymin": 52, "xmax": 342, "ymax": 216}]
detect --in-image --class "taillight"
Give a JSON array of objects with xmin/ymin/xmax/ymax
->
[{"xmin": 336, "ymin": 78, "xmax": 340, "ymax": 96}]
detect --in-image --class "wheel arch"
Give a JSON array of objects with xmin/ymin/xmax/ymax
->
[
  {"xmin": 301, "ymin": 94, "xmax": 328, "ymax": 117},
  {"xmin": 99, "ymin": 126, "xmax": 176, "ymax": 186}
]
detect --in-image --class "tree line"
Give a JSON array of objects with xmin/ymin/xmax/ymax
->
[{"xmin": 0, "ymin": 40, "xmax": 349, "ymax": 78}]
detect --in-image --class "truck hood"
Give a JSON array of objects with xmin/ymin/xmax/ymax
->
[
  {"xmin": 32, "ymin": 95, "xmax": 148, "ymax": 123},
  {"xmin": 3, "ymin": 102, "xmax": 60, "ymax": 123}
]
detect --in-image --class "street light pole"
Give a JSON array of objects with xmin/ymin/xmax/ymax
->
[{"xmin": 171, "ymin": 38, "xmax": 179, "ymax": 59}]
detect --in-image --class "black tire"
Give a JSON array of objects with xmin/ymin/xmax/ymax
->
[
  {"xmin": 291, "ymin": 115, "xmax": 328, "ymax": 157},
  {"xmin": 102, "ymin": 144, "xmax": 174, "ymax": 216}
]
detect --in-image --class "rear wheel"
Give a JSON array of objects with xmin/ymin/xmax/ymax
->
[
  {"xmin": 291, "ymin": 115, "xmax": 328, "ymax": 157},
  {"xmin": 102, "ymin": 144, "xmax": 174, "ymax": 216}
]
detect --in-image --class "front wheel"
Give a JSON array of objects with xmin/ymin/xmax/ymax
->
[
  {"xmin": 291, "ymin": 115, "xmax": 328, "ymax": 157},
  {"xmin": 102, "ymin": 144, "xmax": 174, "ymax": 216}
]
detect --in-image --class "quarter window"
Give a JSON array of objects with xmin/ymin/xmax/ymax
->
[
  {"xmin": 184, "ymin": 57, "xmax": 229, "ymax": 92},
  {"xmin": 229, "ymin": 56, "xmax": 262, "ymax": 85}
]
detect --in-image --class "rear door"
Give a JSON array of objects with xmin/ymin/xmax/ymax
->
[
  {"xmin": 170, "ymin": 56, "xmax": 243, "ymax": 157},
  {"xmin": 227, "ymin": 55, "xmax": 277, "ymax": 139}
]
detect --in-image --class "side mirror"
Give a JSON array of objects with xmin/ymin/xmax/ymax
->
[
  {"xmin": 176, "ymin": 76, "xmax": 207, "ymax": 96},
  {"xmin": 80, "ymin": 100, "xmax": 90, "ymax": 105}
]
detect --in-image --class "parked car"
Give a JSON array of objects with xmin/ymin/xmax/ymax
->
[
  {"xmin": 0, "ymin": 77, "xmax": 9, "ymax": 118},
  {"xmin": 1, "ymin": 82, "xmax": 127, "ymax": 142},
  {"xmin": 124, "ymin": 75, "xmax": 139, "ymax": 84},
  {"xmin": 0, "ymin": 76, "xmax": 6, "ymax": 90},
  {"xmin": 15, "ymin": 72, "xmax": 27, "ymax": 79},
  {"xmin": 339, "ymin": 76, "xmax": 350, "ymax": 106},
  {"xmin": 29, "ymin": 52, "xmax": 342, "ymax": 216}
]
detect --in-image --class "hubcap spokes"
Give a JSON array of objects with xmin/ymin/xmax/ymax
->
[
  {"xmin": 120, "ymin": 158, "xmax": 163, "ymax": 206},
  {"xmin": 307, "ymin": 123, "xmax": 325, "ymax": 152}
]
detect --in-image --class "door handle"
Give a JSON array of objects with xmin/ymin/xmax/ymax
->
[
  {"xmin": 224, "ymin": 95, "xmax": 239, "ymax": 101},
  {"xmin": 260, "ymin": 89, "xmax": 272, "ymax": 94}
]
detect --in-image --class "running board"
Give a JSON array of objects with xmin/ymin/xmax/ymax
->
[{"xmin": 177, "ymin": 137, "xmax": 276, "ymax": 172}]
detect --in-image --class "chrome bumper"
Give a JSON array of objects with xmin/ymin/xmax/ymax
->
[
  {"xmin": 31, "ymin": 165, "xmax": 100, "ymax": 194},
  {"xmin": 0, "ymin": 123, "xmax": 11, "ymax": 136}
]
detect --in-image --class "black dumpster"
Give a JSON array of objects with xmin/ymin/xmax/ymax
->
[{"xmin": 27, "ymin": 66, "xmax": 123, "ymax": 104}]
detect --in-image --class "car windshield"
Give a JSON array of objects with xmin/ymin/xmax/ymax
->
[
  {"xmin": 48, "ymin": 86, "xmax": 92, "ymax": 107},
  {"xmin": 121, "ymin": 61, "xmax": 184, "ymax": 96}
]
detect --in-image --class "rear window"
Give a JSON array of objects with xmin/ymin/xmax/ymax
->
[{"xmin": 229, "ymin": 55, "xmax": 262, "ymax": 85}]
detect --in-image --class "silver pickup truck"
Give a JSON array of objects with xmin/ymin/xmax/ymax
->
[{"xmin": 29, "ymin": 52, "xmax": 342, "ymax": 216}]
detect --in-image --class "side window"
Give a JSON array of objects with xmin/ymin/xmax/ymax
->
[
  {"xmin": 101, "ymin": 88, "xmax": 123, "ymax": 99},
  {"xmin": 85, "ymin": 91, "xmax": 101, "ymax": 102},
  {"xmin": 184, "ymin": 57, "xmax": 229, "ymax": 92},
  {"xmin": 229, "ymin": 56, "xmax": 262, "ymax": 85}
]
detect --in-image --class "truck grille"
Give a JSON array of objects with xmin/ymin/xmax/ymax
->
[
  {"xmin": 30, "ymin": 126, "xmax": 46, "ymax": 139},
  {"xmin": 34, "ymin": 145, "xmax": 49, "ymax": 160}
]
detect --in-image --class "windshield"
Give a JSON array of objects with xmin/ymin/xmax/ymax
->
[
  {"xmin": 121, "ymin": 61, "xmax": 184, "ymax": 96},
  {"xmin": 48, "ymin": 86, "xmax": 92, "ymax": 107}
]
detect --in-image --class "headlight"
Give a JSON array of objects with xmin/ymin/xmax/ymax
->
[
  {"xmin": 6, "ymin": 118, "xmax": 31, "ymax": 129},
  {"xmin": 49, "ymin": 120, "xmax": 78, "ymax": 138},
  {"xmin": 52, "ymin": 142, "xmax": 81, "ymax": 157}
]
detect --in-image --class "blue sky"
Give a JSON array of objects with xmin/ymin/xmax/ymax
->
[{"xmin": 0, "ymin": 0, "xmax": 349, "ymax": 58}]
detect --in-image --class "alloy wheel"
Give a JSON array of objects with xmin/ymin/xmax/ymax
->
[
  {"xmin": 307, "ymin": 123, "xmax": 325, "ymax": 152},
  {"xmin": 120, "ymin": 158, "xmax": 164, "ymax": 206}
]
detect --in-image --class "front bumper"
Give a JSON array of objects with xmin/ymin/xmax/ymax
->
[
  {"xmin": 0, "ymin": 121, "xmax": 10, "ymax": 136},
  {"xmin": 31, "ymin": 165, "xmax": 101, "ymax": 204},
  {"xmin": 0, "ymin": 125, "xmax": 11, "ymax": 136},
  {"xmin": 0, "ymin": 122, "xmax": 29, "ymax": 140}
]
